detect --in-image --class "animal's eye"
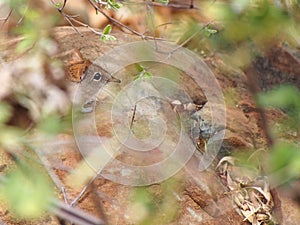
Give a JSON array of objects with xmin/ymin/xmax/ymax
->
[{"xmin": 93, "ymin": 72, "xmax": 102, "ymax": 81}]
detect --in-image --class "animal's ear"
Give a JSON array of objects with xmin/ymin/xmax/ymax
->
[
  {"xmin": 79, "ymin": 60, "xmax": 92, "ymax": 81},
  {"xmin": 84, "ymin": 60, "xmax": 92, "ymax": 70}
]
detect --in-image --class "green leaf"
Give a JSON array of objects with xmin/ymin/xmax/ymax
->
[
  {"xmin": 269, "ymin": 143, "xmax": 298, "ymax": 172},
  {"xmin": 53, "ymin": 2, "xmax": 62, "ymax": 9},
  {"xmin": 133, "ymin": 66, "xmax": 153, "ymax": 81},
  {"xmin": 268, "ymin": 142, "xmax": 300, "ymax": 183},
  {"xmin": 100, "ymin": 34, "xmax": 116, "ymax": 42},
  {"xmin": 37, "ymin": 114, "xmax": 63, "ymax": 135},
  {"xmin": 106, "ymin": 0, "xmax": 123, "ymax": 10},
  {"xmin": 204, "ymin": 27, "xmax": 218, "ymax": 37},
  {"xmin": 0, "ymin": 126, "xmax": 23, "ymax": 149},
  {"xmin": 16, "ymin": 37, "xmax": 36, "ymax": 53},
  {"xmin": 0, "ymin": 166, "xmax": 54, "ymax": 218},
  {"xmin": 155, "ymin": 0, "xmax": 169, "ymax": 4},
  {"xmin": 135, "ymin": 64, "xmax": 145, "ymax": 73},
  {"xmin": 142, "ymin": 71, "xmax": 152, "ymax": 79},
  {"xmin": 0, "ymin": 102, "xmax": 12, "ymax": 124},
  {"xmin": 103, "ymin": 24, "xmax": 112, "ymax": 35},
  {"xmin": 258, "ymin": 85, "xmax": 300, "ymax": 123}
]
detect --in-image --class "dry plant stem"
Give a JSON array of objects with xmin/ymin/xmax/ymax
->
[
  {"xmin": 244, "ymin": 65, "xmax": 283, "ymax": 223},
  {"xmin": 190, "ymin": 0, "xmax": 194, "ymax": 8},
  {"xmin": 51, "ymin": 200, "xmax": 106, "ymax": 225},
  {"xmin": 90, "ymin": 183, "xmax": 108, "ymax": 223},
  {"xmin": 244, "ymin": 65, "xmax": 274, "ymax": 148},
  {"xmin": 130, "ymin": 104, "xmax": 137, "ymax": 130},
  {"xmin": 16, "ymin": 1, "xmax": 29, "ymax": 25},
  {"xmin": 70, "ymin": 168, "xmax": 103, "ymax": 206},
  {"xmin": 121, "ymin": 0, "xmax": 199, "ymax": 9},
  {"xmin": 58, "ymin": 0, "xmax": 67, "ymax": 11},
  {"xmin": 67, "ymin": 15, "xmax": 104, "ymax": 35},
  {"xmin": 53, "ymin": 0, "xmax": 157, "ymax": 39},
  {"xmin": 62, "ymin": 187, "xmax": 68, "ymax": 204},
  {"xmin": 61, "ymin": 12, "xmax": 85, "ymax": 36},
  {"xmin": 33, "ymin": 148, "xmax": 66, "ymax": 191},
  {"xmin": 0, "ymin": 8, "xmax": 12, "ymax": 30},
  {"xmin": 0, "ymin": 219, "xmax": 7, "ymax": 225},
  {"xmin": 154, "ymin": 20, "xmax": 213, "ymax": 56},
  {"xmin": 85, "ymin": 0, "xmax": 165, "ymax": 40},
  {"xmin": 53, "ymin": 0, "xmax": 169, "ymax": 40}
]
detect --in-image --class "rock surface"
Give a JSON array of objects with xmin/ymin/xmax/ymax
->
[{"xmin": 1, "ymin": 26, "xmax": 300, "ymax": 224}]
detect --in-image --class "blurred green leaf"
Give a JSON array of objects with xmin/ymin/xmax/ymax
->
[
  {"xmin": 258, "ymin": 85, "xmax": 300, "ymax": 108},
  {"xmin": 0, "ymin": 165, "xmax": 54, "ymax": 218},
  {"xmin": 0, "ymin": 126, "xmax": 23, "ymax": 150},
  {"xmin": 204, "ymin": 26, "xmax": 218, "ymax": 37},
  {"xmin": 258, "ymin": 85, "xmax": 300, "ymax": 125},
  {"xmin": 133, "ymin": 64, "xmax": 153, "ymax": 80},
  {"xmin": 53, "ymin": 2, "xmax": 63, "ymax": 9},
  {"xmin": 155, "ymin": 0, "xmax": 169, "ymax": 4},
  {"xmin": 4, "ymin": 0, "xmax": 27, "ymax": 10},
  {"xmin": 205, "ymin": 1, "xmax": 292, "ymax": 50},
  {"xmin": 0, "ymin": 102, "xmax": 12, "ymax": 124},
  {"xmin": 37, "ymin": 114, "xmax": 64, "ymax": 135},
  {"xmin": 268, "ymin": 142, "xmax": 300, "ymax": 183},
  {"xmin": 129, "ymin": 179, "xmax": 181, "ymax": 225},
  {"xmin": 135, "ymin": 63, "xmax": 145, "ymax": 73},
  {"xmin": 269, "ymin": 142, "xmax": 299, "ymax": 172}
]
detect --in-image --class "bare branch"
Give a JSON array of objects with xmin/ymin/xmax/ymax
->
[
  {"xmin": 60, "ymin": 12, "xmax": 84, "ymax": 36},
  {"xmin": 70, "ymin": 167, "xmax": 102, "ymax": 207},
  {"xmin": 86, "ymin": 0, "xmax": 165, "ymax": 40},
  {"xmin": 51, "ymin": 200, "xmax": 106, "ymax": 225},
  {"xmin": 68, "ymin": 16, "xmax": 103, "ymax": 35},
  {"xmin": 0, "ymin": 8, "xmax": 12, "ymax": 22},
  {"xmin": 190, "ymin": 0, "xmax": 194, "ymax": 8},
  {"xmin": 156, "ymin": 20, "xmax": 214, "ymax": 55},
  {"xmin": 59, "ymin": 0, "xmax": 67, "ymax": 12},
  {"xmin": 16, "ymin": 0, "xmax": 29, "ymax": 25},
  {"xmin": 0, "ymin": 8, "xmax": 12, "ymax": 30},
  {"xmin": 120, "ymin": 0, "xmax": 200, "ymax": 10}
]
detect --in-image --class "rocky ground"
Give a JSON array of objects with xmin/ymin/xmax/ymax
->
[{"xmin": 0, "ymin": 26, "xmax": 299, "ymax": 224}]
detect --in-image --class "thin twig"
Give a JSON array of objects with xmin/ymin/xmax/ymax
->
[
  {"xmin": 0, "ymin": 219, "xmax": 7, "ymax": 225},
  {"xmin": 67, "ymin": 15, "xmax": 103, "ymax": 35},
  {"xmin": 61, "ymin": 12, "xmax": 84, "ymax": 36},
  {"xmin": 16, "ymin": 0, "xmax": 29, "ymax": 25},
  {"xmin": 90, "ymin": 183, "xmax": 108, "ymax": 223},
  {"xmin": 51, "ymin": 200, "xmax": 106, "ymax": 225},
  {"xmin": 0, "ymin": 8, "xmax": 12, "ymax": 30},
  {"xmin": 120, "ymin": 0, "xmax": 200, "ymax": 9},
  {"xmin": 190, "ymin": 0, "xmax": 194, "ymax": 8},
  {"xmin": 130, "ymin": 104, "xmax": 137, "ymax": 130},
  {"xmin": 59, "ymin": 0, "xmax": 67, "ymax": 12},
  {"xmin": 153, "ymin": 20, "xmax": 214, "ymax": 56},
  {"xmin": 62, "ymin": 187, "xmax": 68, "ymax": 204},
  {"xmin": 70, "ymin": 168, "xmax": 103, "ymax": 206},
  {"xmin": 50, "ymin": 0, "xmax": 83, "ymax": 36},
  {"xmin": 244, "ymin": 65, "xmax": 274, "ymax": 147},
  {"xmin": 52, "ymin": 0, "xmax": 168, "ymax": 40},
  {"xmin": 86, "ymin": 0, "xmax": 165, "ymax": 40},
  {"xmin": 0, "ymin": 9, "xmax": 13, "ymax": 23},
  {"xmin": 171, "ymin": 20, "xmax": 214, "ymax": 53}
]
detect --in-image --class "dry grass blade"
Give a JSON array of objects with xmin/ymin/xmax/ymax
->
[{"xmin": 51, "ymin": 200, "xmax": 106, "ymax": 225}]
